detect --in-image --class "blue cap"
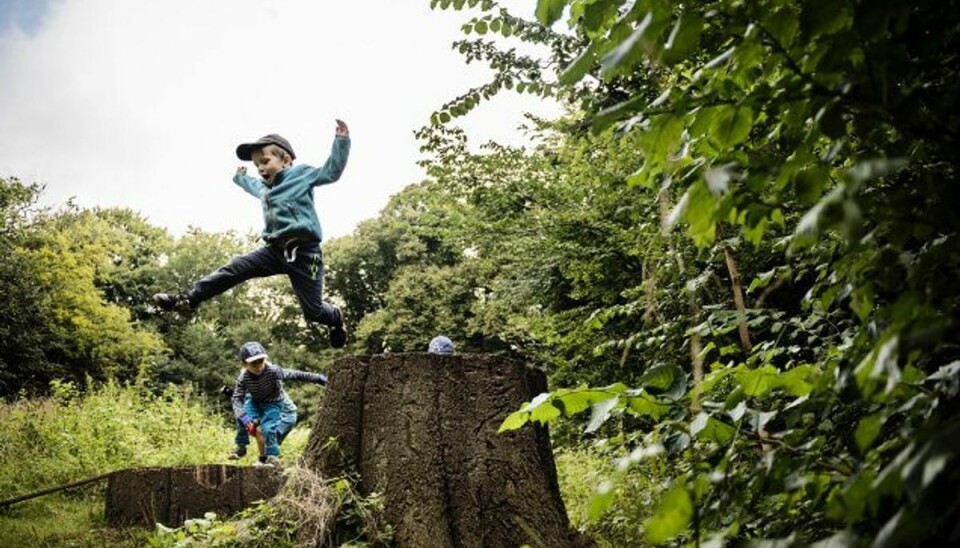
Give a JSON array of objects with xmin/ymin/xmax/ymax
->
[
  {"xmin": 428, "ymin": 336, "xmax": 455, "ymax": 355},
  {"xmin": 239, "ymin": 341, "xmax": 268, "ymax": 363}
]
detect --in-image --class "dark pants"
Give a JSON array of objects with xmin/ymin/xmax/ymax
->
[{"xmin": 187, "ymin": 240, "xmax": 338, "ymax": 326}]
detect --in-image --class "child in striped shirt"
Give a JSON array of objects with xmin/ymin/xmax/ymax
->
[{"xmin": 232, "ymin": 341, "xmax": 327, "ymax": 466}]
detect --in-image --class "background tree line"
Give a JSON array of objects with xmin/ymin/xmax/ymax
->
[{"xmin": 0, "ymin": 179, "xmax": 327, "ymax": 417}]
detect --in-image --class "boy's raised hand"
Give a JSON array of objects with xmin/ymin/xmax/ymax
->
[
  {"xmin": 236, "ymin": 166, "xmax": 247, "ymax": 176},
  {"xmin": 335, "ymin": 119, "xmax": 349, "ymax": 137}
]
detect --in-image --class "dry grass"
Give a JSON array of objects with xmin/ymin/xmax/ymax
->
[{"xmin": 272, "ymin": 464, "xmax": 341, "ymax": 546}]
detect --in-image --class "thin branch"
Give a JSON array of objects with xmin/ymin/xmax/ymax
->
[{"xmin": 0, "ymin": 472, "xmax": 113, "ymax": 508}]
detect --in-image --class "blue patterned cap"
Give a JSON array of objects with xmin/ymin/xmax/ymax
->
[
  {"xmin": 428, "ymin": 336, "xmax": 455, "ymax": 355},
  {"xmin": 238, "ymin": 341, "xmax": 268, "ymax": 363}
]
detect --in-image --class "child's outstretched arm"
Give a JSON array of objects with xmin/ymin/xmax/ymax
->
[
  {"xmin": 233, "ymin": 165, "xmax": 267, "ymax": 197},
  {"xmin": 306, "ymin": 119, "xmax": 351, "ymax": 187},
  {"xmin": 278, "ymin": 365, "xmax": 328, "ymax": 386}
]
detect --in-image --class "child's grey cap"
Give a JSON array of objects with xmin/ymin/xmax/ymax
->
[
  {"xmin": 428, "ymin": 336, "xmax": 455, "ymax": 355},
  {"xmin": 239, "ymin": 341, "xmax": 268, "ymax": 363},
  {"xmin": 236, "ymin": 134, "xmax": 296, "ymax": 161}
]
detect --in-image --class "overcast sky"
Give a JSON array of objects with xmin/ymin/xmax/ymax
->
[{"xmin": 0, "ymin": 0, "xmax": 561, "ymax": 240}]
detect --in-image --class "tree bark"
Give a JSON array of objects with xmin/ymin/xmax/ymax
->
[
  {"xmin": 303, "ymin": 353, "xmax": 588, "ymax": 548},
  {"xmin": 723, "ymin": 245, "xmax": 753, "ymax": 353},
  {"xmin": 104, "ymin": 465, "xmax": 283, "ymax": 526}
]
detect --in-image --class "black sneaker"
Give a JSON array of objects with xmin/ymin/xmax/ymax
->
[
  {"xmin": 153, "ymin": 293, "xmax": 192, "ymax": 313},
  {"xmin": 228, "ymin": 446, "xmax": 247, "ymax": 460},
  {"xmin": 329, "ymin": 306, "xmax": 347, "ymax": 349}
]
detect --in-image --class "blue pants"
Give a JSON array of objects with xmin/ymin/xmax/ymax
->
[
  {"xmin": 189, "ymin": 241, "xmax": 337, "ymax": 325},
  {"xmin": 235, "ymin": 396, "xmax": 298, "ymax": 457}
]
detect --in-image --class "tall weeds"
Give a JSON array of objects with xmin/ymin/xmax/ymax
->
[{"xmin": 0, "ymin": 379, "xmax": 230, "ymax": 500}]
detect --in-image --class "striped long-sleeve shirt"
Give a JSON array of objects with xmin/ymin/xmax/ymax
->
[{"xmin": 232, "ymin": 362, "xmax": 326, "ymax": 419}]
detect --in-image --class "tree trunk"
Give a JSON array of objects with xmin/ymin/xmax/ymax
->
[
  {"xmin": 303, "ymin": 353, "xmax": 588, "ymax": 548},
  {"xmin": 723, "ymin": 245, "xmax": 753, "ymax": 353},
  {"xmin": 104, "ymin": 465, "xmax": 283, "ymax": 526}
]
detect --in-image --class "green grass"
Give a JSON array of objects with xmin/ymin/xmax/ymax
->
[
  {"xmin": 0, "ymin": 494, "xmax": 151, "ymax": 547},
  {"xmin": 0, "ymin": 380, "xmax": 280, "ymax": 546},
  {"xmin": 555, "ymin": 445, "xmax": 657, "ymax": 547}
]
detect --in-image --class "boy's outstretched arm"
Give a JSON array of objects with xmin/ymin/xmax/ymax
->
[
  {"xmin": 307, "ymin": 119, "xmax": 351, "ymax": 187},
  {"xmin": 279, "ymin": 366, "xmax": 328, "ymax": 386},
  {"xmin": 233, "ymin": 166, "xmax": 267, "ymax": 197}
]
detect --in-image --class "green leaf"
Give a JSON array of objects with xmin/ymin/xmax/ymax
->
[
  {"xmin": 727, "ymin": 401, "xmax": 748, "ymax": 423},
  {"xmin": 555, "ymin": 390, "xmax": 597, "ymax": 416},
  {"xmin": 645, "ymin": 485, "xmax": 694, "ymax": 544},
  {"xmin": 690, "ymin": 412, "xmax": 736, "ymax": 444},
  {"xmin": 709, "ymin": 105, "xmax": 754, "ymax": 149},
  {"xmin": 559, "ymin": 39, "xmax": 602, "ymax": 85},
  {"xmin": 733, "ymin": 35, "xmax": 764, "ymax": 73},
  {"xmin": 735, "ymin": 365, "xmax": 780, "ymax": 397},
  {"xmin": 793, "ymin": 165, "xmax": 829, "ymax": 206},
  {"xmin": 592, "ymin": 94, "xmax": 648, "ymax": 131},
  {"xmin": 600, "ymin": 13, "xmax": 653, "ymax": 77},
  {"xmin": 661, "ymin": 12, "xmax": 704, "ymax": 65},
  {"xmin": 854, "ymin": 413, "xmax": 885, "ymax": 453},
  {"xmin": 850, "ymin": 283, "xmax": 875, "ymax": 321},
  {"xmin": 535, "ymin": 0, "xmax": 567, "ymax": 26},
  {"xmin": 530, "ymin": 401, "xmax": 562, "ymax": 423},
  {"xmin": 555, "ymin": 387, "xmax": 624, "ymax": 417},
  {"xmin": 699, "ymin": 367, "xmax": 734, "ymax": 395},
  {"xmin": 766, "ymin": 8, "xmax": 800, "ymax": 48},
  {"xmin": 626, "ymin": 394, "xmax": 672, "ymax": 420},
  {"xmin": 778, "ymin": 364, "xmax": 818, "ymax": 396},
  {"xmin": 790, "ymin": 185, "xmax": 856, "ymax": 251},
  {"xmin": 639, "ymin": 364, "xmax": 683, "ymax": 392},
  {"xmin": 854, "ymin": 335, "xmax": 901, "ymax": 399},
  {"xmin": 802, "ymin": 0, "xmax": 851, "ymax": 39},
  {"xmin": 524, "ymin": 391, "xmax": 551, "ymax": 411},
  {"xmin": 826, "ymin": 470, "xmax": 876, "ymax": 522},
  {"xmin": 580, "ymin": 0, "xmax": 622, "ymax": 33},
  {"xmin": 498, "ymin": 410, "xmax": 529, "ymax": 432},
  {"xmin": 671, "ymin": 180, "xmax": 720, "ymax": 247},
  {"xmin": 640, "ymin": 115, "xmax": 685, "ymax": 173},
  {"xmin": 585, "ymin": 396, "xmax": 620, "ymax": 433}
]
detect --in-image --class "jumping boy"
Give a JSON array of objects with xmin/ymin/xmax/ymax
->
[
  {"xmin": 154, "ymin": 120, "xmax": 351, "ymax": 347},
  {"xmin": 231, "ymin": 341, "xmax": 327, "ymax": 466}
]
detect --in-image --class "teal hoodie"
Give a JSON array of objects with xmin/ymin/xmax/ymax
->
[{"xmin": 232, "ymin": 135, "xmax": 350, "ymax": 243}]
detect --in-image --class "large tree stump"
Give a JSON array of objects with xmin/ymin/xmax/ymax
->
[
  {"xmin": 304, "ymin": 353, "xmax": 586, "ymax": 547},
  {"xmin": 104, "ymin": 465, "xmax": 283, "ymax": 526}
]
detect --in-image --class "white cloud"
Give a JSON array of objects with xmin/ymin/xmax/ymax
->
[{"xmin": 0, "ymin": 0, "xmax": 561, "ymax": 239}]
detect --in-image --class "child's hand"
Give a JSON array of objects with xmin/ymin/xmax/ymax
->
[
  {"xmin": 335, "ymin": 119, "xmax": 349, "ymax": 137},
  {"xmin": 236, "ymin": 166, "xmax": 247, "ymax": 176},
  {"xmin": 239, "ymin": 414, "xmax": 256, "ymax": 435}
]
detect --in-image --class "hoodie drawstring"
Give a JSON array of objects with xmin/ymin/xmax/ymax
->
[{"xmin": 284, "ymin": 244, "xmax": 299, "ymax": 263}]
